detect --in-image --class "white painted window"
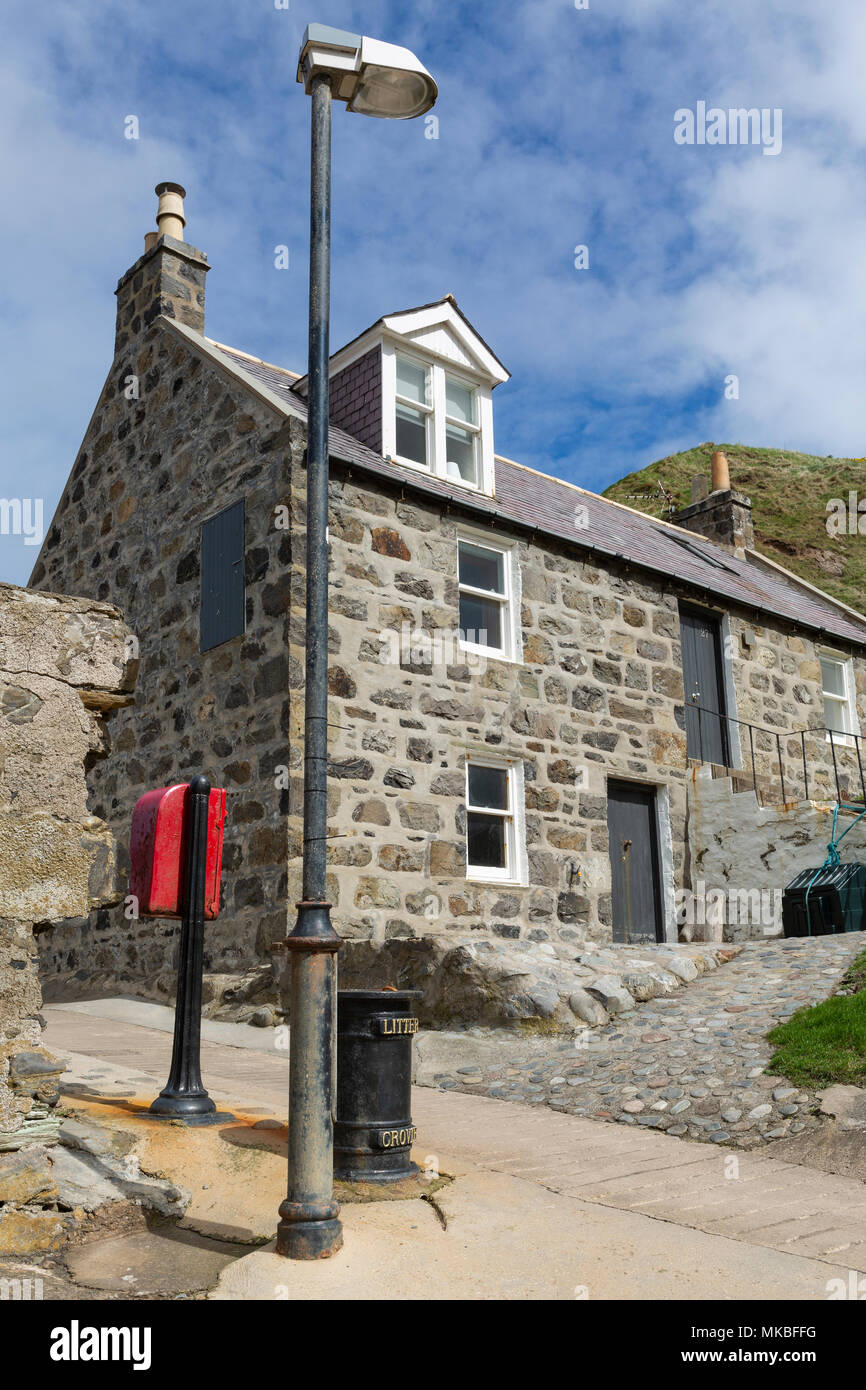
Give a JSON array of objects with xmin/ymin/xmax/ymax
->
[
  {"xmin": 465, "ymin": 757, "xmax": 527, "ymax": 885},
  {"xmin": 443, "ymin": 375, "xmax": 480, "ymax": 486},
  {"xmin": 394, "ymin": 355, "xmax": 432, "ymax": 469},
  {"xmin": 390, "ymin": 350, "xmax": 487, "ymax": 491},
  {"xmin": 820, "ymin": 652, "xmax": 859, "ymax": 743},
  {"xmin": 457, "ymin": 534, "xmax": 521, "ymax": 662}
]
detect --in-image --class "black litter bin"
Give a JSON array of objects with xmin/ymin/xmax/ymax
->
[
  {"xmin": 782, "ymin": 862, "xmax": 866, "ymax": 937},
  {"xmin": 334, "ymin": 989, "xmax": 422, "ymax": 1182}
]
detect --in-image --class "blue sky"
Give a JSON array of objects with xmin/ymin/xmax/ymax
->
[{"xmin": 2, "ymin": 0, "xmax": 865, "ymax": 585}]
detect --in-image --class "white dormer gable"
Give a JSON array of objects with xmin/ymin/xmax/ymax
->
[
  {"xmin": 380, "ymin": 300, "xmax": 510, "ymax": 384},
  {"xmin": 324, "ymin": 296, "xmax": 509, "ymax": 498}
]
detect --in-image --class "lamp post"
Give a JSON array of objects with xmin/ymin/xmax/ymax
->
[{"xmin": 276, "ymin": 24, "xmax": 437, "ymax": 1261}]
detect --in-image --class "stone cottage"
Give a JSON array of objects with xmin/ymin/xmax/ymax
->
[{"xmin": 28, "ymin": 184, "xmax": 866, "ymax": 1007}]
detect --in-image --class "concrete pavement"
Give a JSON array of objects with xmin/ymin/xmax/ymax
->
[{"xmin": 41, "ymin": 1000, "xmax": 866, "ymax": 1300}]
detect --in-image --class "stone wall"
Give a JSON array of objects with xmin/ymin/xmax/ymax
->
[
  {"xmin": 718, "ymin": 602, "xmax": 866, "ymax": 803},
  {"xmin": 0, "ymin": 582, "xmax": 136, "ymax": 1165},
  {"xmin": 30, "ymin": 325, "xmax": 294, "ymax": 1001},
  {"xmin": 686, "ymin": 775, "xmax": 866, "ymax": 941},
  {"xmin": 297, "ymin": 460, "xmax": 866, "ymax": 954}
]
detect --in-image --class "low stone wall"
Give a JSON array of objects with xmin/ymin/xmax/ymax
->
[
  {"xmin": 0, "ymin": 583, "xmax": 137, "ymax": 1251},
  {"xmin": 339, "ymin": 934, "xmax": 740, "ymax": 1033},
  {"xmin": 686, "ymin": 775, "xmax": 866, "ymax": 941}
]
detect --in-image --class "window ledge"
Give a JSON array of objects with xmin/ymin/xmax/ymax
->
[
  {"xmin": 388, "ymin": 452, "xmax": 489, "ymax": 497},
  {"xmin": 465, "ymin": 875, "xmax": 528, "ymax": 888},
  {"xmin": 458, "ymin": 643, "xmax": 523, "ymax": 667}
]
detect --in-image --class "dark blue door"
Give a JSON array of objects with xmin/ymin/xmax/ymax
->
[
  {"xmin": 680, "ymin": 605, "xmax": 729, "ymax": 765},
  {"xmin": 607, "ymin": 780, "xmax": 663, "ymax": 943}
]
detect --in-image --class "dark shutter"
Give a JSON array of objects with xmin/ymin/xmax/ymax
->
[
  {"xmin": 680, "ymin": 604, "xmax": 729, "ymax": 765},
  {"xmin": 200, "ymin": 500, "xmax": 245, "ymax": 652}
]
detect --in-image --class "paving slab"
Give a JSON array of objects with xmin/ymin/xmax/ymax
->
[
  {"xmin": 66, "ymin": 1227, "xmax": 243, "ymax": 1296},
  {"xmin": 211, "ymin": 1164, "xmax": 854, "ymax": 1302}
]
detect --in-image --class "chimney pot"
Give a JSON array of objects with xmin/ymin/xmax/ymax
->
[
  {"xmin": 143, "ymin": 231, "xmax": 158, "ymax": 253},
  {"xmin": 711, "ymin": 449, "xmax": 731, "ymax": 492},
  {"xmin": 154, "ymin": 181, "xmax": 187, "ymax": 242}
]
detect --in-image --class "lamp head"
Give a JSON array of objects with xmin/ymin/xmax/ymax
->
[{"xmin": 297, "ymin": 23, "xmax": 437, "ymax": 119}]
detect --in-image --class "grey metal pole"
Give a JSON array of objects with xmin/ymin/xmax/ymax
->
[{"xmin": 276, "ymin": 70, "xmax": 343, "ymax": 1261}]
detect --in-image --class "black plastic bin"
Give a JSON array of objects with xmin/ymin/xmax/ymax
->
[
  {"xmin": 333, "ymin": 989, "xmax": 422, "ymax": 1182},
  {"xmin": 782, "ymin": 862, "xmax": 866, "ymax": 937}
]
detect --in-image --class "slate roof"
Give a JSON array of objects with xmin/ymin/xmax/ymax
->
[{"xmin": 207, "ymin": 336, "xmax": 866, "ymax": 650}]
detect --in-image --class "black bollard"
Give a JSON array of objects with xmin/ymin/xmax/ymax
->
[
  {"xmin": 150, "ymin": 775, "xmax": 226, "ymax": 1122},
  {"xmin": 333, "ymin": 989, "xmax": 422, "ymax": 1181}
]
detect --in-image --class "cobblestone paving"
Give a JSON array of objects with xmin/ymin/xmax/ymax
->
[{"xmin": 432, "ymin": 934, "xmax": 866, "ymax": 1148}]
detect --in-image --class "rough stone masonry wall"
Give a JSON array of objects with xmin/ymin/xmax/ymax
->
[
  {"xmin": 687, "ymin": 775, "xmax": 866, "ymax": 941},
  {"xmin": 297, "ymin": 467, "xmax": 694, "ymax": 947},
  {"xmin": 30, "ymin": 326, "xmax": 293, "ymax": 1000},
  {"xmin": 0, "ymin": 582, "xmax": 136, "ymax": 1161},
  {"xmin": 720, "ymin": 607, "xmax": 866, "ymax": 802},
  {"xmin": 295, "ymin": 466, "xmax": 866, "ymax": 956}
]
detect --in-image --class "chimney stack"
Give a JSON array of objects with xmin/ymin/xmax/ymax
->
[
  {"xmin": 114, "ymin": 182, "xmax": 209, "ymax": 358},
  {"xmin": 672, "ymin": 447, "xmax": 755, "ymax": 556}
]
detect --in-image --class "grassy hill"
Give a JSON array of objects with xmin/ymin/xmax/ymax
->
[{"xmin": 602, "ymin": 442, "xmax": 866, "ymax": 614}]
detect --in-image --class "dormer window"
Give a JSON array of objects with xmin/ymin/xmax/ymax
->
[
  {"xmin": 393, "ymin": 352, "xmax": 481, "ymax": 488},
  {"xmin": 306, "ymin": 296, "xmax": 510, "ymax": 499}
]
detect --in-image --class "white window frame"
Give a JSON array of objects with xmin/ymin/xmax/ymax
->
[
  {"xmin": 394, "ymin": 354, "xmax": 433, "ymax": 472},
  {"xmin": 456, "ymin": 528, "xmax": 522, "ymax": 664},
  {"xmin": 382, "ymin": 342, "xmax": 495, "ymax": 494},
  {"xmin": 819, "ymin": 649, "xmax": 859, "ymax": 746},
  {"xmin": 464, "ymin": 755, "xmax": 528, "ymax": 886}
]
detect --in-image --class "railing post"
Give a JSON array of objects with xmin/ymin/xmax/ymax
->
[
  {"xmin": 801, "ymin": 730, "xmax": 808, "ymax": 802},
  {"xmin": 856, "ymin": 735, "xmax": 866, "ymax": 806},
  {"xmin": 829, "ymin": 728, "xmax": 841, "ymax": 803},
  {"xmin": 749, "ymin": 724, "xmax": 757, "ymax": 796}
]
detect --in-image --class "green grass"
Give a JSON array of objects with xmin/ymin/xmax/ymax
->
[
  {"xmin": 602, "ymin": 442, "xmax": 866, "ymax": 614},
  {"xmin": 765, "ymin": 948, "xmax": 866, "ymax": 1087}
]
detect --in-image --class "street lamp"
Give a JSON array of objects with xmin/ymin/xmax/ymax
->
[{"xmin": 276, "ymin": 25, "xmax": 437, "ymax": 1262}]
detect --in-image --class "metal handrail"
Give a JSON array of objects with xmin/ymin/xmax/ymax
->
[{"xmin": 684, "ymin": 701, "xmax": 866, "ymax": 806}]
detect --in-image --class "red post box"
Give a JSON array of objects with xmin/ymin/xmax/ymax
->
[{"xmin": 130, "ymin": 783, "xmax": 227, "ymax": 919}]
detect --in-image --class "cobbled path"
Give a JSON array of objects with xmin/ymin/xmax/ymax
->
[{"xmin": 432, "ymin": 933, "xmax": 866, "ymax": 1148}]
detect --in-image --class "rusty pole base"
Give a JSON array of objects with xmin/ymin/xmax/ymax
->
[{"xmin": 276, "ymin": 1215, "xmax": 343, "ymax": 1260}]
